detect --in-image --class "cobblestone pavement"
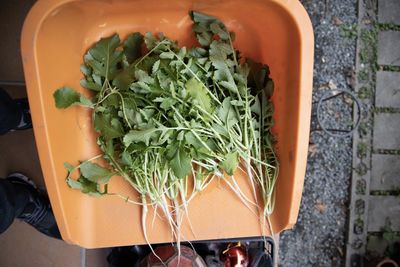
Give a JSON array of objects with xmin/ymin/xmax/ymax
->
[{"xmin": 347, "ymin": 0, "xmax": 400, "ymax": 265}]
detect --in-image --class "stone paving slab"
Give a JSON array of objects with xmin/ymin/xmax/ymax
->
[
  {"xmin": 371, "ymin": 154, "xmax": 400, "ymax": 190},
  {"xmin": 368, "ymin": 196, "xmax": 400, "ymax": 232},
  {"xmin": 378, "ymin": 31, "xmax": 400, "ymax": 66},
  {"xmin": 376, "ymin": 71, "xmax": 400, "ymax": 108},
  {"xmin": 379, "ymin": 0, "xmax": 400, "ymax": 24},
  {"xmin": 373, "ymin": 113, "xmax": 400, "ymax": 150}
]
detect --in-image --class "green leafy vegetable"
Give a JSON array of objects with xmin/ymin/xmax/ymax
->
[
  {"xmin": 53, "ymin": 87, "xmax": 91, "ymax": 108},
  {"xmin": 220, "ymin": 151, "xmax": 239, "ymax": 176},
  {"xmin": 54, "ymin": 10, "xmax": 279, "ymax": 253},
  {"xmin": 80, "ymin": 161, "xmax": 113, "ymax": 184}
]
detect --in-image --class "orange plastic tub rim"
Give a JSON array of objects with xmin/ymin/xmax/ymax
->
[{"xmin": 21, "ymin": 0, "xmax": 314, "ymax": 248}]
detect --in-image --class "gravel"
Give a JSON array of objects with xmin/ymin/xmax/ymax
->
[{"xmin": 279, "ymin": 0, "xmax": 357, "ymax": 266}]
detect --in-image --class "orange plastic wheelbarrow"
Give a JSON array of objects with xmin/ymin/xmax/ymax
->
[{"xmin": 21, "ymin": 0, "xmax": 313, "ymax": 248}]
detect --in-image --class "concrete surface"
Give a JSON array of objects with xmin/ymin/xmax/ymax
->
[{"xmin": 376, "ymin": 71, "xmax": 400, "ymax": 108}]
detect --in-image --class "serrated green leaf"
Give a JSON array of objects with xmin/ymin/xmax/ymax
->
[
  {"xmin": 83, "ymin": 34, "xmax": 122, "ymax": 80},
  {"xmin": 210, "ymin": 22, "xmax": 230, "ymax": 40},
  {"xmin": 80, "ymin": 64, "xmax": 92, "ymax": 76},
  {"xmin": 170, "ymin": 147, "xmax": 192, "ymax": 179},
  {"xmin": 152, "ymin": 60, "xmax": 160, "ymax": 74},
  {"xmin": 160, "ymin": 97, "xmax": 176, "ymax": 111},
  {"xmin": 80, "ymin": 79, "xmax": 102, "ymax": 91},
  {"xmin": 80, "ymin": 161, "xmax": 113, "ymax": 184},
  {"xmin": 214, "ymin": 68, "xmax": 238, "ymax": 94},
  {"xmin": 186, "ymin": 78, "xmax": 213, "ymax": 112},
  {"xmin": 123, "ymin": 127, "xmax": 160, "ymax": 146},
  {"xmin": 94, "ymin": 113, "xmax": 124, "ymax": 140},
  {"xmin": 159, "ymin": 51, "xmax": 175, "ymax": 59},
  {"xmin": 190, "ymin": 11, "xmax": 219, "ymax": 25}
]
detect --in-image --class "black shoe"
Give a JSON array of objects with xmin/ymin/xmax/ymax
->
[
  {"xmin": 14, "ymin": 98, "xmax": 32, "ymax": 130},
  {"xmin": 7, "ymin": 173, "xmax": 61, "ymax": 239}
]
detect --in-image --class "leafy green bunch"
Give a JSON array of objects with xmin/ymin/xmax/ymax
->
[{"xmin": 54, "ymin": 11, "xmax": 278, "ymax": 245}]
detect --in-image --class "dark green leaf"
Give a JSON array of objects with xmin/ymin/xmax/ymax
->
[
  {"xmin": 54, "ymin": 87, "xmax": 87, "ymax": 108},
  {"xmin": 80, "ymin": 161, "xmax": 113, "ymax": 184},
  {"xmin": 113, "ymin": 68, "xmax": 135, "ymax": 91},
  {"xmin": 170, "ymin": 147, "xmax": 192, "ymax": 179},
  {"xmin": 124, "ymin": 32, "xmax": 143, "ymax": 64},
  {"xmin": 94, "ymin": 113, "xmax": 124, "ymax": 140},
  {"xmin": 84, "ymin": 34, "xmax": 123, "ymax": 80},
  {"xmin": 189, "ymin": 11, "xmax": 220, "ymax": 26},
  {"xmin": 67, "ymin": 176, "xmax": 103, "ymax": 197},
  {"xmin": 210, "ymin": 22, "xmax": 229, "ymax": 40}
]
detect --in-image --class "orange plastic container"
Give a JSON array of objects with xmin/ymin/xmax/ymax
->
[{"xmin": 21, "ymin": 0, "xmax": 313, "ymax": 248}]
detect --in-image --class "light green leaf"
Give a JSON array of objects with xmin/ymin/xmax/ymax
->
[
  {"xmin": 186, "ymin": 78, "xmax": 213, "ymax": 112},
  {"xmin": 123, "ymin": 127, "xmax": 160, "ymax": 146},
  {"xmin": 159, "ymin": 51, "xmax": 175, "ymax": 59},
  {"xmin": 64, "ymin": 162, "xmax": 75, "ymax": 172},
  {"xmin": 217, "ymin": 97, "xmax": 238, "ymax": 128},
  {"xmin": 80, "ymin": 161, "xmax": 113, "ymax": 184},
  {"xmin": 67, "ymin": 177, "xmax": 83, "ymax": 190},
  {"xmin": 220, "ymin": 151, "xmax": 239, "ymax": 176},
  {"xmin": 79, "ymin": 95, "xmax": 93, "ymax": 107},
  {"xmin": 80, "ymin": 64, "xmax": 92, "ymax": 76},
  {"xmin": 152, "ymin": 60, "xmax": 160, "ymax": 74},
  {"xmin": 160, "ymin": 97, "xmax": 176, "ymax": 111}
]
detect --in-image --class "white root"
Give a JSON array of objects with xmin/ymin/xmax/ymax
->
[{"xmin": 141, "ymin": 195, "xmax": 163, "ymax": 263}]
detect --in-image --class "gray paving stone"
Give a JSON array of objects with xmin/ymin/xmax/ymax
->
[
  {"xmin": 379, "ymin": 0, "xmax": 400, "ymax": 24},
  {"xmin": 373, "ymin": 113, "xmax": 400, "ymax": 149},
  {"xmin": 378, "ymin": 31, "xmax": 400, "ymax": 66},
  {"xmin": 376, "ymin": 71, "xmax": 400, "ymax": 108},
  {"xmin": 368, "ymin": 196, "xmax": 400, "ymax": 232},
  {"xmin": 371, "ymin": 154, "xmax": 400, "ymax": 190}
]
